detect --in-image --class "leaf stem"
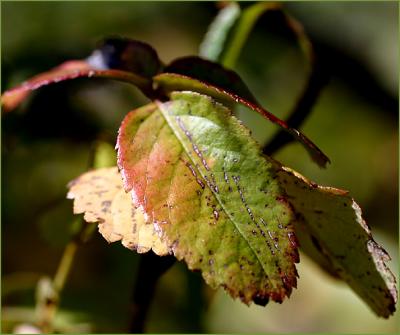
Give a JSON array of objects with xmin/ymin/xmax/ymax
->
[
  {"xmin": 52, "ymin": 239, "xmax": 78, "ymax": 293},
  {"xmin": 263, "ymin": 13, "xmax": 330, "ymax": 155},
  {"xmin": 129, "ymin": 252, "xmax": 176, "ymax": 333},
  {"xmin": 221, "ymin": 2, "xmax": 281, "ymax": 68},
  {"xmin": 34, "ymin": 141, "xmax": 102, "ymax": 333},
  {"xmin": 36, "ymin": 221, "xmax": 96, "ymax": 333},
  {"xmin": 52, "ymin": 222, "xmax": 96, "ymax": 292},
  {"xmin": 218, "ymin": 2, "xmax": 329, "ymax": 156}
]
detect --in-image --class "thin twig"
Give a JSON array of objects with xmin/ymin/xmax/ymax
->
[
  {"xmin": 34, "ymin": 141, "xmax": 100, "ymax": 333},
  {"xmin": 129, "ymin": 252, "xmax": 176, "ymax": 333},
  {"xmin": 263, "ymin": 50, "xmax": 329, "ymax": 155},
  {"xmin": 221, "ymin": 2, "xmax": 281, "ymax": 68},
  {"xmin": 36, "ymin": 220, "xmax": 97, "ymax": 333},
  {"xmin": 52, "ymin": 222, "xmax": 96, "ymax": 292}
]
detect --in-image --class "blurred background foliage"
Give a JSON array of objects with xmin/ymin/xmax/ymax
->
[{"xmin": 1, "ymin": 1, "xmax": 398, "ymax": 333}]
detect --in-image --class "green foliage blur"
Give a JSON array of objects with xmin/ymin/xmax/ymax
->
[{"xmin": 2, "ymin": 1, "xmax": 398, "ymax": 333}]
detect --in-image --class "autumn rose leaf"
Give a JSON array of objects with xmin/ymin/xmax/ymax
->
[{"xmin": 117, "ymin": 92, "xmax": 300, "ymax": 304}]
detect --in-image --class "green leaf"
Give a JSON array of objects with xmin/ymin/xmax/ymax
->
[
  {"xmin": 1, "ymin": 60, "xmax": 151, "ymax": 112},
  {"xmin": 154, "ymin": 72, "xmax": 330, "ymax": 168},
  {"xmin": 117, "ymin": 92, "xmax": 299, "ymax": 304},
  {"xmin": 277, "ymin": 166, "xmax": 397, "ymax": 317},
  {"xmin": 199, "ymin": 2, "xmax": 241, "ymax": 62}
]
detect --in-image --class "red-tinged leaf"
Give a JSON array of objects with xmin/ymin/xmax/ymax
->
[
  {"xmin": 277, "ymin": 166, "xmax": 397, "ymax": 317},
  {"xmin": 88, "ymin": 37, "xmax": 163, "ymax": 78},
  {"xmin": 1, "ymin": 60, "xmax": 151, "ymax": 112},
  {"xmin": 153, "ymin": 72, "xmax": 330, "ymax": 168},
  {"xmin": 164, "ymin": 56, "xmax": 258, "ymax": 104},
  {"xmin": 117, "ymin": 92, "xmax": 299, "ymax": 304}
]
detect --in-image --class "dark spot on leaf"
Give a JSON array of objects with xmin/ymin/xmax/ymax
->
[
  {"xmin": 287, "ymin": 232, "xmax": 298, "ymax": 248},
  {"xmin": 213, "ymin": 209, "xmax": 219, "ymax": 220},
  {"xmin": 281, "ymin": 273, "xmax": 292, "ymax": 290},
  {"xmin": 101, "ymin": 200, "xmax": 112, "ymax": 213},
  {"xmin": 254, "ymin": 294, "xmax": 269, "ymax": 307}
]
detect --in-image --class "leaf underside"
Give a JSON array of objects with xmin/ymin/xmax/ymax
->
[
  {"xmin": 117, "ymin": 92, "xmax": 299, "ymax": 304},
  {"xmin": 67, "ymin": 167, "xmax": 168, "ymax": 256},
  {"xmin": 276, "ymin": 167, "xmax": 397, "ymax": 317}
]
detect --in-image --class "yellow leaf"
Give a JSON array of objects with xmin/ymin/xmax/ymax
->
[{"xmin": 67, "ymin": 167, "xmax": 168, "ymax": 256}]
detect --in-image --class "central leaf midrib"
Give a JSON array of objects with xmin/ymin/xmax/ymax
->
[{"xmin": 157, "ymin": 101, "xmax": 272, "ymax": 282}]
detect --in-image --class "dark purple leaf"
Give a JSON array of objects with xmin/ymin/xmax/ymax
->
[
  {"xmin": 164, "ymin": 56, "xmax": 258, "ymax": 104},
  {"xmin": 88, "ymin": 37, "xmax": 163, "ymax": 78}
]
